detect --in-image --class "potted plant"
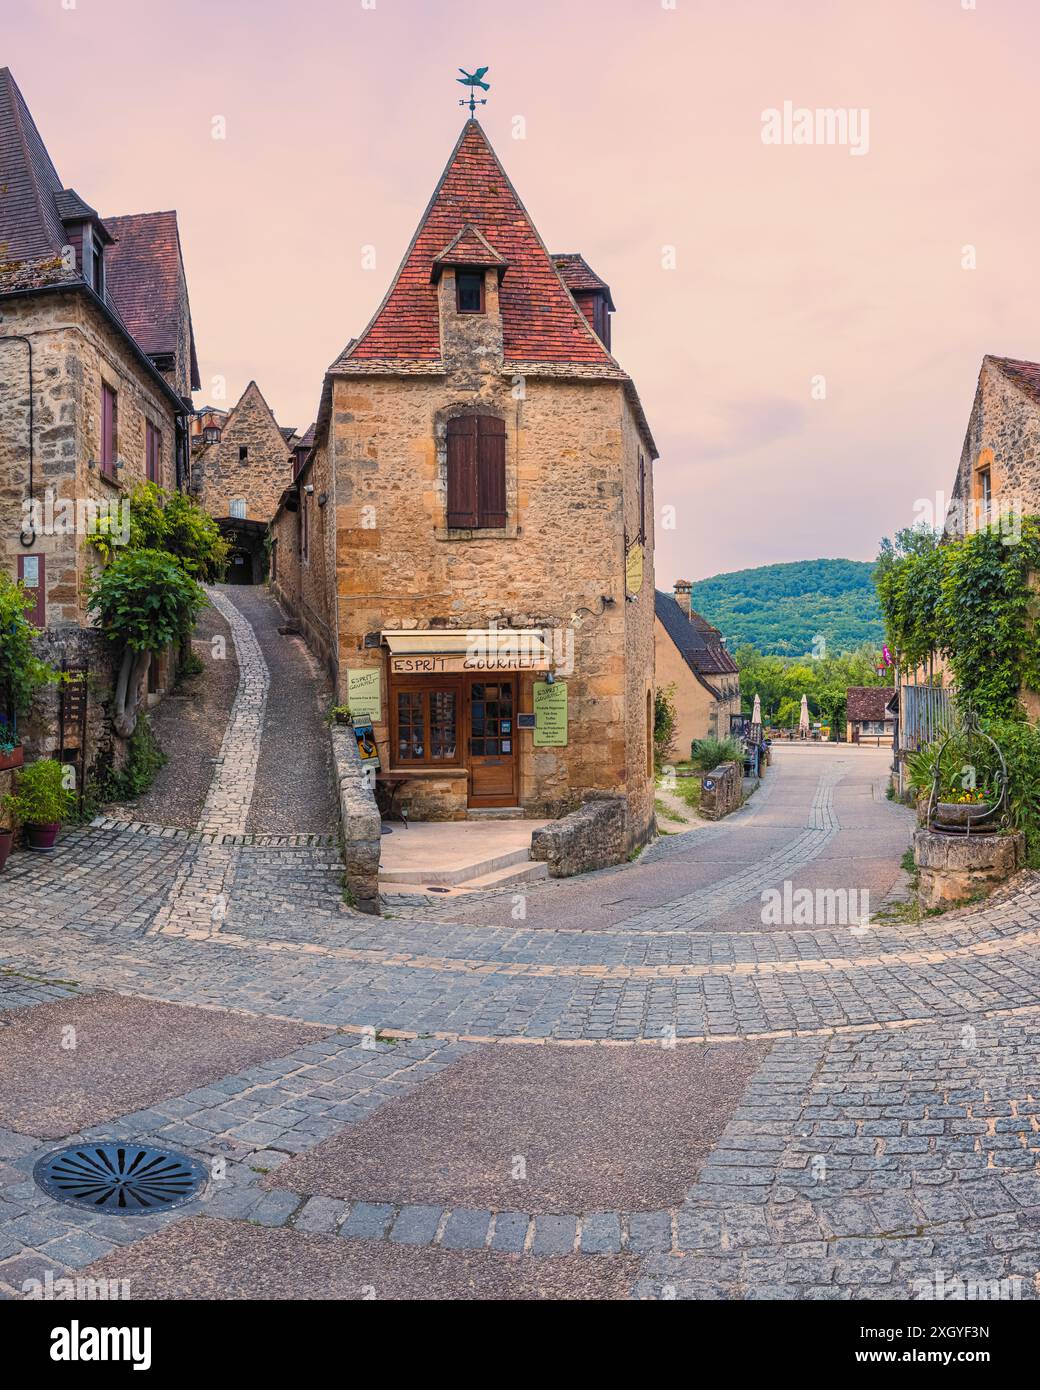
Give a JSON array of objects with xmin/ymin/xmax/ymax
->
[
  {"xmin": 0, "ymin": 725, "xmax": 23, "ymax": 773},
  {"xmin": 329, "ymin": 705, "xmax": 353, "ymax": 726},
  {"xmin": 3, "ymin": 758, "xmax": 75, "ymax": 851}
]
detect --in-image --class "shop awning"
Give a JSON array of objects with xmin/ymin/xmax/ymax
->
[{"xmin": 382, "ymin": 628, "xmax": 551, "ymax": 673}]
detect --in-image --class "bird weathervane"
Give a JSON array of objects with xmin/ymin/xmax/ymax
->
[{"xmin": 457, "ymin": 66, "xmax": 490, "ymax": 117}]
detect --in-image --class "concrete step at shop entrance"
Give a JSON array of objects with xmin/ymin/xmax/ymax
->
[{"xmin": 377, "ymin": 818, "xmax": 550, "ymax": 892}]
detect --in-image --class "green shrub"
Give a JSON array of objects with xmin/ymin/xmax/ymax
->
[
  {"xmin": 117, "ymin": 713, "xmax": 166, "ymax": 797},
  {"xmin": 0, "ymin": 571, "xmax": 58, "ymax": 723},
  {"xmin": 3, "ymin": 758, "xmax": 75, "ymax": 826},
  {"xmin": 690, "ymin": 736, "xmax": 743, "ymax": 771},
  {"xmin": 653, "ymin": 685, "xmax": 678, "ymax": 769}
]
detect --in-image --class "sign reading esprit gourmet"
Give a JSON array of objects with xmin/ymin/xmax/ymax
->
[{"xmin": 383, "ymin": 628, "xmax": 551, "ymax": 674}]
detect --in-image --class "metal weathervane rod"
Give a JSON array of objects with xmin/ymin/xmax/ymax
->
[{"xmin": 457, "ymin": 66, "xmax": 490, "ymax": 117}]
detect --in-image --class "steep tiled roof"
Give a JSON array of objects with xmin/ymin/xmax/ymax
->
[
  {"xmin": 104, "ymin": 210, "xmax": 200, "ymax": 390},
  {"xmin": 338, "ymin": 120, "xmax": 615, "ymax": 366},
  {"xmin": 988, "ymin": 355, "xmax": 1040, "ymax": 406},
  {"xmin": 553, "ymin": 252, "xmax": 615, "ymax": 311},
  {"xmin": 846, "ymin": 687, "xmax": 894, "ymax": 723},
  {"xmin": 0, "ymin": 66, "xmax": 67, "ymax": 261},
  {"xmin": 655, "ymin": 591, "xmax": 739, "ymax": 687}
]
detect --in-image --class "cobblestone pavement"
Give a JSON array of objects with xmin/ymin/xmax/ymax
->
[{"xmin": 4, "ymin": 591, "xmax": 1040, "ymax": 1297}]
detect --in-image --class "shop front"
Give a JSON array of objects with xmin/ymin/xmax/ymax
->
[{"xmin": 381, "ymin": 630, "xmax": 552, "ymax": 813}]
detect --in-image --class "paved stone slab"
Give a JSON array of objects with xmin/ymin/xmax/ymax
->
[
  {"xmin": 0, "ymin": 992, "xmax": 323, "ymax": 1138},
  {"xmin": 271, "ymin": 1041, "xmax": 766, "ymax": 1211},
  {"xmin": 81, "ymin": 1217, "xmax": 640, "ymax": 1299}
]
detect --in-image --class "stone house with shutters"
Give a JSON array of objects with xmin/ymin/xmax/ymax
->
[
  {"xmin": 0, "ymin": 67, "xmax": 198, "ymax": 778},
  {"xmin": 654, "ymin": 582, "xmax": 741, "ymax": 754},
  {"xmin": 271, "ymin": 118, "xmax": 659, "ymax": 845},
  {"xmin": 189, "ymin": 381, "xmax": 296, "ymax": 582}
]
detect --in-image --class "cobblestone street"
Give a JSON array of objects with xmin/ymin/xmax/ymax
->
[{"xmin": 3, "ymin": 587, "xmax": 1040, "ymax": 1299}]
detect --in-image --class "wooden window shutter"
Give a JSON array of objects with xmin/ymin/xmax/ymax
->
[
  {"xmin": 446, "ymin": 415, "xmax": 478, "ymax": 527},
  {"xmin": 476, "ymin": 415, "xmax": 506, "ymax": 528},
  {"xmin": 101, "ymin": 385, "xmax": 116, "ymax": 475}
]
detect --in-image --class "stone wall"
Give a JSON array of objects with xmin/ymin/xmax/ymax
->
[
  {"xmin": 0, "ymin": 289, "xmax": 181, "ymax": 775},
  {"xmin": 698, "ymin": 760, "xmax": 743, "ymax": 820},
  {"xmin": 1, "ymin": 290, "xmax": 178, "ymax": 629},
  {"xmin": 950, "ymin": 358, "xmax": 1040, "ymax": 526},
  {"xmin": 329, "ymin": 724, "xmax": 381, "ymax": 914},
  {"xmin": 530, "ymin": 792, "xmax": 629, "ymax": 877},
  {"xmin": 270, "ymin": 440, "xmax": 338, "ymax": 680},
  {"xmin": 191, "ymin": 381, "xmax": 292, "ymax": 526}
]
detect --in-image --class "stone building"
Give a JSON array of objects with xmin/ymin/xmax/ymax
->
[
  {"xmin": 190, "ymin": 382, "xmax": 295, "ymax": 582},
  {"xmin": 654, "ymin": 583, "xmax": 741, "ymax": 755},
  {"xmin": 947, "ymin": 356, "xmax": 1040, "ymax": 535},
  {"xmin": 0, "ymin": 66, "xmax": 197, "ymax": 779},
  {"xmin": 272, "ymin": 118, "xmax": 659, "ymax": 844}
]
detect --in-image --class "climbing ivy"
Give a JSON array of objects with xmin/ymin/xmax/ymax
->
[{"xmin": 875, "ymin": 519, "xmax": 1040, "ymax": 720}]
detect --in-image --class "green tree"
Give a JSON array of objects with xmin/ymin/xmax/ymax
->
[
  {"xmin": 87, "ymin": 549, "xmax": 206, "ymax": 737},
  {"xmin": 90, "ymin": 482, "xmax": 228, "ymax": 580}
]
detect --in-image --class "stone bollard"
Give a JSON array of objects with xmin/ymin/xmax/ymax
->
[
  {"xmin": 913, "ymin": 827, "xmax": 1025, "ymax": 911},
  {"xmin": 698, "ymin": 761, "xmax": 742, "ymax": 821}
]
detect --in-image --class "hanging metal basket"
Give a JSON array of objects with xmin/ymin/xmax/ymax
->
[{"xmin": 926, "ymin": 706, "xmax": 1008, "ymax": 835}]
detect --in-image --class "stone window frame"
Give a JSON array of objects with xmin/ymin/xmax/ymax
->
[
  {"xmin": 433, "ymin": 401, "xmax": 519, "ymax": 542},
  {"xmin": 972, "ymin": 446, "xmax": 997, "ymax": 511}
]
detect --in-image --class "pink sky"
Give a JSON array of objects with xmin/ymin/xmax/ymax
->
[{"xmin": 8, "ymin": 0, "xmax": 1040, "ymax": 584}]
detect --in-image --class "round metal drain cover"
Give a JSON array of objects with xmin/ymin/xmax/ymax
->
[{"xmin": 34, "ymin": 1143, "xmax": 206, "ymax": 1214}]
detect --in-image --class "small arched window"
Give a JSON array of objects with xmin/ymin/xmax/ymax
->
[{"xmin": 446, "ymin": 414, "xmax": 506, "ymax": 528}]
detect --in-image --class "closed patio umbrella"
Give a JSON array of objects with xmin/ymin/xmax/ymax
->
[
  {"xmin": 752, "ymin": 693, "xmax": 762, "ymax": 726},
  {"xmin": 799, "ymin": 694, "xmax": 810, "ymax": 737}
]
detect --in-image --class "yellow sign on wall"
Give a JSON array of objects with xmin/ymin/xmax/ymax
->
[
  {"xmin": 625, "ymin": 542, "xmax": 644, "ymax": 596},
  {"xmin": 346, "ymin": 668, "xmax": 381, "ymax": 722},
  {"xmin": 533, "ymin": 680, "xmax": 568, "ymax": 747}
]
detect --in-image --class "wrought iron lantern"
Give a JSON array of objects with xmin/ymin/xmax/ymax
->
[{"xmin": 926, "ymin": 706, "xmax": 1008, "ymax": 835}]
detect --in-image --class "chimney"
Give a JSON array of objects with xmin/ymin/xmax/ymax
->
[{"xmin": 673, "ymin": 579, "xmax": 692, "ymax": 620}]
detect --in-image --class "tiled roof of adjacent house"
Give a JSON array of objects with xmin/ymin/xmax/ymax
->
[
  {"xmin": 103, "ymin": 210, "xmax": 201, "ymax": 391},
  {"xmin": 552, "ymin": 252, "xmax": 615, "ymax": 311},
  {"xmin": 987, "ymin": 355, "xmax": 1040, "ymax": 406},
  {"xmin": 0, "ymin": 66, "xmax": 69, "ymax": 261},
  {"xmin": 655, "ymin": 591, "xmax": 740, "ymax": 691},
  {"xmin": 336, "ymin": 120, "xmax": 616, "ymax": 367},
  {"xmin": 846, "ymin": 686, "xmax": 894, "ymax": 722},
  {"xmin": 0, "ymin": 70, "xmax": 197, "ymax": 401}
]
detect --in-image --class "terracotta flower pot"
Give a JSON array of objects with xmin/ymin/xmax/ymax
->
[
  {"xmin": 0, "ymin": 829, "xmax": 12, "ymax": 872},
  {"xmin": 0, "ymin": 745, "xmax": 23, "ymax": 773},
  {"xmin": 25, "ymin": 822, "xmax": 60, "ymax": 852}
]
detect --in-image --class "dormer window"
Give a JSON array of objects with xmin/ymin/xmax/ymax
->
[
  {"xmin": 90, "ymin": 231, "xmax": 105, "ymax": 297},
  {"xmin": 456, "ymin": 270, "xmax": 485, "ymax": 314}
]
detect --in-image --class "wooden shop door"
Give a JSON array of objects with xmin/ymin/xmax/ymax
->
[{"xmin": 467, "ymin": 678, "xmax": 517, "ymax": 807}]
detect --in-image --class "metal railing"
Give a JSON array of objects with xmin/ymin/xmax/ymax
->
[{"xmin": 898, "ymin": 683, "xmax": 954, "ymax": 753}]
